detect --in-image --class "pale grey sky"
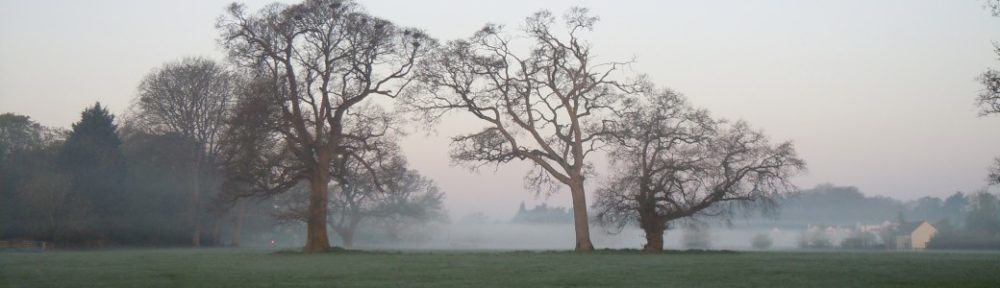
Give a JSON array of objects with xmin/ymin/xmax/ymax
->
[{"xmin": 2, "ymin": 0, "xmax": 999, "ymax": 219}]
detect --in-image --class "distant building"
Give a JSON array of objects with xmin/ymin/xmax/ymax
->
[{"xmin": 893, "ymin": 221, "xmax": 937, "ymax": 250}]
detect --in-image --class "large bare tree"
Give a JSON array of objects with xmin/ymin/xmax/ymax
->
[
  {"xmin": 410, "ymin": 8, "xmax": 639, "ymax": 251},
  {"xmin": 217, "ymin": 0, "xmax": 433, "ymax": 252},
  {"xmin": 593, "ymin": 90, "xmax": 805, "ymax": 252},
  {"xmin": 133, "ymin": 57, "xmax": 238, "ymax": 247},
  {"xmin": 978, "ymin": 0, "xmax": 1000, "ymax": 185}
]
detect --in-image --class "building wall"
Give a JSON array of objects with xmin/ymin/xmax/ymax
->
[{"xmin": 910, "ymin": 222, "xmax": 937, "ymax": 250}]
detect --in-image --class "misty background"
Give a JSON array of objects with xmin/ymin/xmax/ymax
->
[{"xmin": 2, "ymin": 0, "xmax": 1000, "ymax": 250}]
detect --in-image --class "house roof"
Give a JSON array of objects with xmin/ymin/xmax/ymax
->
[{"xmin": 895, "ymin": 221, "xmax": 929, "ymax": 235}]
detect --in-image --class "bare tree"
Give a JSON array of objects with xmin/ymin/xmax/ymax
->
[
  {"xmin": 132, "ymin": 57, "xmax": 238, "ymax": 247},
  {"xmin": 410, "ymin": 8, "xmax": 640, "ymax": 251},
  {"xmin": 327, "ymin": 125, "xmax": 402, "ymax": 248},
  {"xmin": 218, "ymin": 0, "xmax": 433, "ymax": 252},
  {"xmin": 978, "ymin": 0, "xmax": 1000, "ymax": 185},
  {"xmin": 593, "ymin": 90, "xmax": 805, "ymax": 252},
  {"xmin": 273, "ymin": 139, "xmax": 445, "ymax": 248},
  {"xmin": 368, "ymin": 157, "xmax": 445, "ymax": 244},
  {"xmin": 213, "ymin": 78, "xmax": 295, "ymax": 247}
]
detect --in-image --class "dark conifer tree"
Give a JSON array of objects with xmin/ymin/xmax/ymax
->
[{"xmin": 59, "ymin": 103, "xmax": 126, "ymax": 242}]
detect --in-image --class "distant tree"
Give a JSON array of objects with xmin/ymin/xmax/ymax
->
[
  {"xmin": 774, "ymin": 184, "xmax": 903, "ymax": 225},
  {"xmin": 593, "ymin": 90, "xmax": 805, "ymax": 252},
  {"xmin": 0, "ymin": 113, "xmax": 49, "ymax": 237},
  {"xmin": 511, "ymin": 203, "xmax": 574, "ymax": 224},
  {"xmin": 133, "ymin": 57, "xmax": 238, "ymax": 247},
  {"xmin": 275, "ymin": 142, "xmax": 445, "ymax": 248},
  {"xmin": 213, "ymin": 78, "xmax": 295, "ymax": 247},
  {"xmin": 369, "ymin": 158, "xmax": 446, "ymax": 244},
  {"xmin": 118, "ymin": 129, "xmax": 198, "ymax": 245},
  {"xmin": 966, "ymin": 192, "xmax": 1000, "ymax": 237},
  {"xmin": 0, "ymin": 113, "xmax": 44, "ymax": 160},
  {"xmin": 218, "ymin": 0, "xmax": 434, "ymax": 252},
  {"xmin": 58, "ymin": 103, "xmax": 126, "ymax": 243},
  {"xmin": 942, "ymin": 192, "xmax": 969, "ymax": 227},
  {"xmin": 751, "ymin": 233, "xmax": 773, "ymax": 250},
  {"xmin": 910, "ymin": 196, "xmax": 944, "ymax": 222},
  {"xmin": 0, "ymin": 116, "xmax": 79, "ymax": 242},
  {"xmin": 410, "ymin": 7, "xmax": 643, "ymax": 251},
  {"xmin": 682, "ymin": 224, "xmax": 711, "ymax": 250}
]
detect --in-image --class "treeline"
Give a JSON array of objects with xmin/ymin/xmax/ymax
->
[
  {"xmin": 0, "ymin": 109, "xmax": 281, "ymax": 246},
  {"xmin": 0, "ymin": 103, "xmax": 444, "ymax": 248},
  {"xmin": 511, "ymin": 203, "xmax": 573, "ymax": 224},
  {"xmin": 771, "ymin": 184, "xmax": 969, "ymax": 227},
  {"xmin": 766, "ymin": 184, "xmax": 1000, "ymax": 249}
]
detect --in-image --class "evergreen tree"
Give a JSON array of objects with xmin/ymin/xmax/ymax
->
[{"xmin": 59, "ymin": 103, "xmax": 126, "ymax": 242}]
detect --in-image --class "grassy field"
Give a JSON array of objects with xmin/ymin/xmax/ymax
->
[{"xmin": 2, "ymin": 249, "xmax": 999, "ymax": 288}]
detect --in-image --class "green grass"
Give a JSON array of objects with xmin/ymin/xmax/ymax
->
[{"xmin": 2, "ymin": 249, "xmax": 999, "ymax": 287}]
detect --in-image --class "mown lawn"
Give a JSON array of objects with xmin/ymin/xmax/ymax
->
[{"xmin": 1, "ymin": 249, "xmax": 998, "ymax": 287}]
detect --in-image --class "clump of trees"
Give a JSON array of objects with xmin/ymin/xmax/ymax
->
[
  {"xmin": 928, "ymin": 191, "xmax": 1000, "ymax": 249},
  {"xmin": 511, "ymin": 203, "xmax": 573, "ymax": 224}
]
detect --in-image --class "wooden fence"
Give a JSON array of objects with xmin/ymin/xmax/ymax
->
[{"xmin": 0, "ymin": 240, "xmax": 53, "ymax": 251}]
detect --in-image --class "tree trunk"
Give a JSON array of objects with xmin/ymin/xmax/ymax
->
[
  {"xmin": 231, "ymin": 199, "xmax": 246, "ymax": 247},
  {"xmin": 303, "ymin": 161, "xmax": 332, "ymax": 253},
  {"xmin": 211, "ymin": 218, "xmax": 222, "ymax": 246},
  {"xmin": 641, "ymin": 218, "xmax": 666, "ymax": 252},
  {"xmin": 340, "ymin": 230, "xmax": 354, "ymax": 248},
  {"xmin": 568, "ymin": 178, "xmax": 594, "ymax": 251},
  {"xmin": 191, "ymin": 155, "xmax": 202, "ymax": 247}
]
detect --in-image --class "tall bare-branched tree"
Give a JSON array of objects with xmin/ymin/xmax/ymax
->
[
  {"xmin": 218, "ymin": 0, "xmax": 434, "ymax": 252},
  {"xmin": 132, "ymin": 57, "xmax": 238, "ymax": 247},
  {"xmin": 410, "ymin": 8, "xmax": 640, "ymax": 251},
  {"xmin": 979, "ymin": 0, "xmax": 1000, "ymax": 185},
  {"xmin": 593, "ymin": 90, "xmax": 805, "ymax": 252}
]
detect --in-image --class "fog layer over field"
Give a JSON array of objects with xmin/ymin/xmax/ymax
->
[{"xmin": 258, "ymin": 223, "xmax": 802, "ymax": 251}]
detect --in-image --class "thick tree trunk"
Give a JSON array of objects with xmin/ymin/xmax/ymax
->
[
  {"xmin": 231, "ymin": 199, "xmax": 246, "ymax": 247},
  {"xmin": 642, "ymin": 220, "xmax": 666, "ymax": 252},
  {"xmin": 303, "ymin": 162, "xmax": 332, "ymax": 253},
  {"xmin": 568, "ymin": 178, "xmax": 594, "ymax": 251}
]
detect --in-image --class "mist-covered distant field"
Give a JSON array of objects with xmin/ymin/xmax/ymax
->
[{"xmin": 2, "ymin": 249, "xmax": 998, "ymax": 288}]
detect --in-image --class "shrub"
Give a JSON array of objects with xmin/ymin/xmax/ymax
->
[
  {"xmin": 683, "ymin": 226, "xmax": 711, "ymax": 249},
  {"xmin": 751, "ymin": 233, "xmax": 773, "ymax": 250},
  {"xmin": 840, "ymin": 231, "xmax": 881, "ymax": 249},
  {"xmin": 799, "ymin": 228, "xmax": 833, "ymax": 249}
]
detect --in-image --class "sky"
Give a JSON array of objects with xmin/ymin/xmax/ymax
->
[{"xmin": 2, "ymin": 0, "xmax": 999, "ymax": 220}]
